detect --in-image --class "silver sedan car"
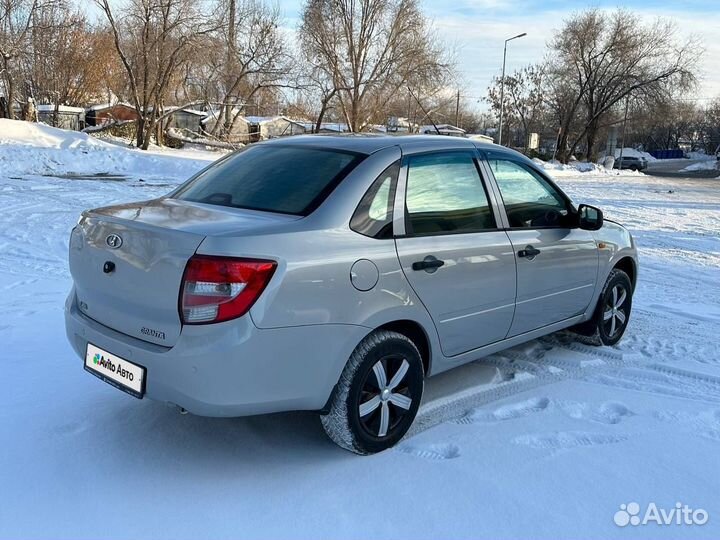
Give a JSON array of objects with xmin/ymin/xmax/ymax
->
[{"xmin": 65, "ymin": 136, "xmax": 638, "ymax": 454}]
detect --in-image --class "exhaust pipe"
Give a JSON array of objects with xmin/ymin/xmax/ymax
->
[{"xmin": 168, "ymin": 402, "xmax": 189, "ymax": 415}]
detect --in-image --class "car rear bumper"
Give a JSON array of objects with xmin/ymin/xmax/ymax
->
[{"xmin": 65, "ymin": 288, "xmax": 368, "ymax": 417}]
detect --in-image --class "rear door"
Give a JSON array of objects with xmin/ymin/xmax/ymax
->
[
  {"xmin": 394, "ymin": 150, "xmax": 517, "ymax": 358},
  {"xmin": 481, "ymin": 153, "xmax": 598, "ymax": 336}
]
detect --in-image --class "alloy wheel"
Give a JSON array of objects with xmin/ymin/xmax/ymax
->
[
  {"xmin": 603, "ymin": 284, "xmax": 628, "ymax": 338},
  {"xmin": 358, "ymin": 357, "xmax": 415, "ymax": 438}
]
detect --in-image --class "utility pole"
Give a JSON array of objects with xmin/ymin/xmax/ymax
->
[
  {"xmin": 407, "ymin": 87, "xmax": 412, "ymax": 132},
  {"xmin": 552, "ymin": 127, "xmax": 561, "ymax": 162},
  {"xmin": 223, "ymin": 0, "xmax": 237, "ymax": 135},
  {"xmin": 498, "ymin": 32, "xmax": 527, "ymax": 146},
  {"xmin": 618, "ymin": 95, "xmax": 630, "ymax": 168},
  {"xmin": 455, "ymin": 89, "xmax": 460, "ymax": 128}
]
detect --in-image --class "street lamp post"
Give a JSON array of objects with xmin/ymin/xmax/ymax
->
[{"xmin": 498, "ymin": 32, "xmax": 527, "ymax": 146}]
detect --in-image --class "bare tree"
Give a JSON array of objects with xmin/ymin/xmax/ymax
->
[
  {"xmin": 627, "ymin": 98, "xmax": 697, "ymax": 151},
  {"xmin": 202, "ymin": 0, "xmax": 291, "ymax": 138},
  {"xmin": 0, "ymin": 0, "xmax": 42, "ymax": 118},
  {"xmin": 2, "ymin": 0, "xmax": 122, "ymax": 121},
  {"xmin": 22, "ymin": 5, "xmax": 121, "ymax": 110},
  {"xmin": 299, "ymin": 0, "xmax": 451, "ymax": 132},
  {"xmin": 698, "ymin": 98, "xmax": 720, "ymax": 154},
  {"xmin": 547, "ymin": 9, "xmax": 700, "ymax": 162},
  {"xmin": 487, "ymin": 64, "xmax": 545, "ymax": 150},
  {"xmin": 96, "ymin": 0, "xmax": 208, "ymax": 148}
]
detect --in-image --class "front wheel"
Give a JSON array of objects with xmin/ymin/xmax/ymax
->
[
  {"xmin": 573, "ymin": 269, "xmax": 633, "ymax": 346},
  {"xmin": 321, "ymin": 330, "xmax": 424, "ymax": 454}
]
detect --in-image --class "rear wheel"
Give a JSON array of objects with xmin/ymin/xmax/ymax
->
[
  {"xmin": 572, "ymin": 269, "xmax": 633, "ymax": 346},
  {"xmin": 321, "ymin": 330, "xmax": 424, "ymax": 454}
]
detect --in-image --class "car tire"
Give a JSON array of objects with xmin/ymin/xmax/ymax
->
[
  {"xmin": 320, "ymin": 330, "xmax": 424, "ymax": 455},
  {"xmin": 572, "ymin": 269, "xmax": 633, "ymax": 346}
]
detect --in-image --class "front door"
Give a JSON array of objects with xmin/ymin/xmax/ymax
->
[
  {"xmin": 394, "ymin": 151, "xmax": 517, "ymax": 357},
  {"xmin": 484, "ymin": 156, "xmax": 599, "ymax": 336}
]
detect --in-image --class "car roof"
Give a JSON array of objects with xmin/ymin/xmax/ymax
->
[{"xmin": 259, "ymin": 133, "xmax": 508, "ymax": 156}]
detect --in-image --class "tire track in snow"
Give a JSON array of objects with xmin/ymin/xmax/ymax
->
[
  {"xmin": 512, "ymin": 431, "xmax": 629, "ymax": 452},
  {"xmin": 409, "ymin": 334, "xmax": 720, "ymax": 441},
  {"xmin": 395, "ymin": 442, "xmax": 461, "ymax": 460},
  {"xmin": 410, "ymin": 342, "xmax": 636, "ymax": 437},
  {"xmin": 582, "ymin": 365, "xmax": 720, "ymax": 405}
]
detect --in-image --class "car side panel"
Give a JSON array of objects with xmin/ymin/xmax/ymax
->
[
  {"xmin": 504, "ymin": 227, "xmax": 599, "ymax": 336},
  {"xmin": 195, "ymin": 146, "xmax": 443, "ymax": 372},
  {"xmin": 582, "ymin": 220, "xmax": 638, "ymax": 317},
  {"xmin": 394, "ymin": 232, "xmax": 517, "ymax": 357}
]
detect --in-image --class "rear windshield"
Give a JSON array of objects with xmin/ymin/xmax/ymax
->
[{"xmin": 173, "ymin": 145, "xmax": 363, "ymax": 215}]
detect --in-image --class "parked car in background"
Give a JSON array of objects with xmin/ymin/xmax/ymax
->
[
  {"xmin": 65, "ymin": 136, "xmax": 638, "ymax": 454},
  {"xmin": 614, "ymin": 155, "xmax": 648, "ymax": 171}
]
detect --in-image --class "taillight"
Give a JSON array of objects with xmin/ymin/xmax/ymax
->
[{"xmin": 180, "ymin": 255, "xmax": 277, "ymax": 324}]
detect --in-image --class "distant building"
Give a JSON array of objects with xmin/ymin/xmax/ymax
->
[
  {"xmin": 166, "ymin": 108, "xmax": 207, "ymax": 133},
  {"xmin": 201, "ymin": 111, "xmax": 251, "ymax": 143},
  {"xmin": 419, "ymin": 123, "xmax": 467, "ymax": 137},
  {"xmin": 300, "ymin": 121, "xmax": 350, "ymax": 134},
  {"xmin": 246, "ymin": 116, "xmax": 308, "ymax": 141},
  {"xmin": 468, "ymin": 133, "xmax": 494, "ymax": 144},
  {"xmin": 386, "ymin": 117, "xmax": 417, "ymax": 133},
  {"xmin": 85, "ymin": 103, "xmax": 139, "ymax": 127},
  {"xmin": 36, "ymin": 105, "xmax": 85, "ymax": 130}
]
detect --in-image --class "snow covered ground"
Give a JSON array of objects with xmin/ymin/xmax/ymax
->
[{"xmin": 1, "ymin": 121, "xmax": 719, "ymax": 539}]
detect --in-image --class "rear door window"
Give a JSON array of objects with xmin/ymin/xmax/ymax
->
[
  {"xmin": 404, "ymin": 152, "xmax": 496, "ymax": 235},
  {"xmin": 173, "ymin": 145, "xmax": 363, "ymax": 215}
]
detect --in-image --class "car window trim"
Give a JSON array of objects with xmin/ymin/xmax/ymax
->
[
  {"xmin": 396, "ymin": 149, "xmax": 500, "ymax": 238},
  {"xmin": 479, "ymin": 152, "xmax": 577, "ymax": 231},
  {"xmin": 349, "ymin": 160, "xmax": 400, "ymax": 239},
  {"xmin": 475, "ymin": 152, "xmax": 510, "ymax": 230}
]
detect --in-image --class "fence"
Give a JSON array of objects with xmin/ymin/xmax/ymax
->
[{"xmin": 649, "ymin": 149, "xmax": 684, "ymax": 159}]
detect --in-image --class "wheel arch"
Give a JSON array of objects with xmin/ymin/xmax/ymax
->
[
  {"xmin": 319, "ymin": 318, "xmax": 434, "ymax": 415},
  {"xmin": 613, "ymin": 256, "xmax": 637, "ymax": 291},
  {"xmin": 374, "ymin": 319, "xmax": 432, "ymax": 376}
]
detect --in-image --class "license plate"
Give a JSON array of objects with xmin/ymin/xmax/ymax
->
[{"xmin": 84, "ymin": 343, "xmax": 146, "ymax": 398}]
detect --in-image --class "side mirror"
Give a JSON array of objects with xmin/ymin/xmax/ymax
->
[{"xmin": 578, "ymin": 204, "xmax": 603, "ymax": 231}]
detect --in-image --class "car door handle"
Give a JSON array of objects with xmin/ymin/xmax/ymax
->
[
  {"xmin": 412, "ymin": 256, "xmax": 445, "ymax": 272},
  {"xmin": 518, "ymin": 245, "xmax": 541, "ymax": 259}
]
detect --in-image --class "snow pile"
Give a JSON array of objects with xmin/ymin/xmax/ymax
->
[
  {"xmin": 686, "ymin": 150, "xmax": 715, "ymax": 160},
  {"xmin": 532, "ymin": 158, "xmax": 640, "ymax": 176},
  {"xmin": 682, "ymin": 160, "xmax": 719, "ymax": 172},
  {"xmin": 0, "ymin": 119, "xmax": 221, "ymax": 181}
]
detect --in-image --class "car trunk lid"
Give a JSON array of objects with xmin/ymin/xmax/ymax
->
[{"xmin": 69, "ymin": 198, "xmax": 298, "ymax": 346}]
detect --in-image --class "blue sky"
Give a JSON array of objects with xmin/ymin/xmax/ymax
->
[{"xmin": 277, "ymin": 0, "xmax": 720, "ymax": 110}]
